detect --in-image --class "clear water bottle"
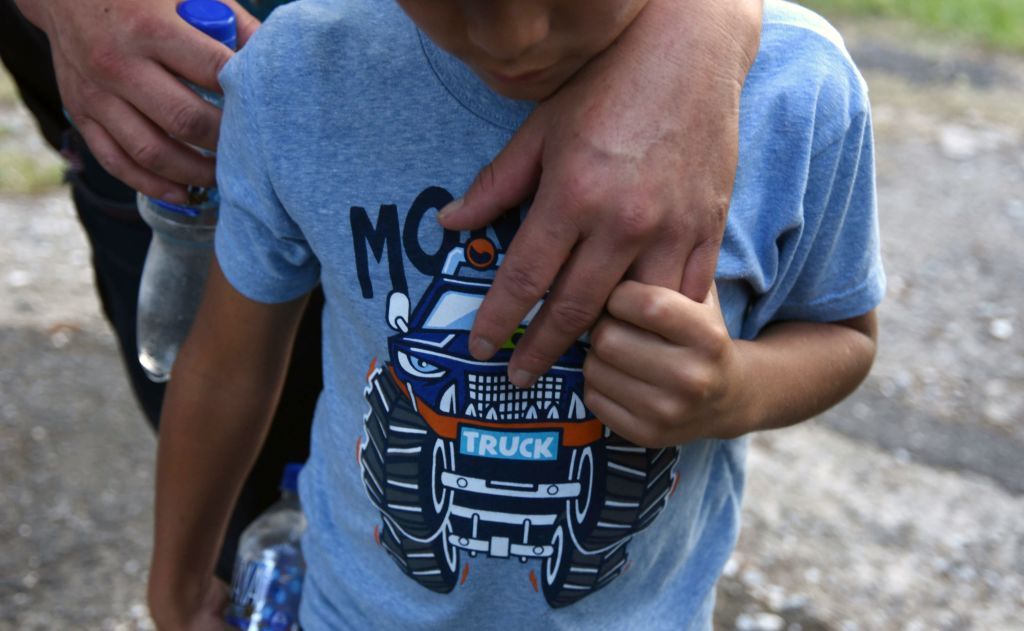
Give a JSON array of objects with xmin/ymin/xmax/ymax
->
[
  {"xmin": 226, "ymin": 463, "xmax": 307, "ymax": 631},
  {"xmin": 136, "ymin": 0, "xmax": 236, "ymax": 382}
]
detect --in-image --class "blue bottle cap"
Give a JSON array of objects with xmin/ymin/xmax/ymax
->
[
  {"xmin": 281, "ymin": 462, "xmax": 303, "ymax": 493},
  {"xmin": 177, "ymin": 0, "xmax": 237, "ymax": 50}
]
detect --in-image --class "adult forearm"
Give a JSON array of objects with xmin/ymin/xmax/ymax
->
[{"xmin": 728, "ymin": 314, "xmax": 878, "ymax": 437}]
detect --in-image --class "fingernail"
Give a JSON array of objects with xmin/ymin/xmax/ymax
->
[
  {"xmin": 469, "ymin": 336, "xmax": 496, "ymax": 359},
  {"xmin": 162, "ymin": 191, "xmax": 188, "ymax": 205},
  {"xmin": 510, "ymin": 369, "xmax": 538, "ymax": 389},
  {"xmin": 437, "ymin": 197, "xmax": 464, "ymax": 222}
]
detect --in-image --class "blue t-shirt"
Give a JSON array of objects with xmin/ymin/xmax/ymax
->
[{"xmin": 214, "ymin": 0, "xmax": 884, "ymax": 628}]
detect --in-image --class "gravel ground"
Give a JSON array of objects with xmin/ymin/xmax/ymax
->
[{"xmin": 1, "ymin": 16, "xmax": 1022, "ymax": 631}]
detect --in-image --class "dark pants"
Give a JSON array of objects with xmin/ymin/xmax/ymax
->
[{"xmin": 1, "ymin": 0, "xmax": 321, "ymax": 581}]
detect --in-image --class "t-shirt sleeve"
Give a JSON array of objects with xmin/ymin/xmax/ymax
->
[
  {"xmin": 213, "ymin": 43, "xmax": 320, "ymax": 303},
  {"xmin": 773, "ymin": 107, "xmax": 885, "ymax": 322},
  {"xmin": 742, "ymin": 105, "xmax": 885, "ymax": 338}
]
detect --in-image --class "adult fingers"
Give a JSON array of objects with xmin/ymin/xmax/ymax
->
[
  {"xmin": 679, "ymin": 235, "xmax": 723, "ymax": 301},
  {"xmin": 75, "ymin": 112, "xmax": 191, "ymax": 204},
  {"xmin": 504, "ymin": 235, "xmax": 636, "ymax": 386},
  {"xmin": 437, "ymin": 114, "xmax": 543, "ymax": 231},
  {"xmin": 467, "ymin": 184, "xmax": 580, "ymax": 363},
  {"xmin": 87, "ymin": 85, "xmax": 217, "ymax": 188},
  {"xmin": 624, "ymin": 231, "xmax": 689, "ymax": 291},
  {"xmin": 152, "ymin": 0, "xmax": 259, "ymax": 92},
  {"xmin": 60, "ymin": 56, "xmax": 216, "ymax": 194},
  {"xmin": 221, "ymin": 0, "xmax": 261, "ymax": 47},
  {"xmin": 129, "ymin": 51, "xmax": 226, "ymax": 152},
  {"xmin": 153, "ymin": 29, "xmax": 233, "ymax": 93}
]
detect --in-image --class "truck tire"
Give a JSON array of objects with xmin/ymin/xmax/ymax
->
[
  {"xmin": 361, "ymin": 367, "xmax": 452, "ymax": 540},
  {"xmin": 379, "ymin": 514, "xmax": 460, "ymax": 594},
  {"xmin": 541, "ymin": 521, "xmax": 628, "ymax": 608},
  {"xmin": 568, "ymin": 434, "xmax": 680, "ymax": 553}
]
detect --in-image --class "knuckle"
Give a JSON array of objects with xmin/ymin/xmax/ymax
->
[
  {"xmin": 639, "ymin": 291, "xmax": 671, "ymax": 322},
  {"xmin": 75, "ymin": 79, "xmax": 104, "ymax": 104},
  {"xmin": 122, "ymin": 10, "xmax": 172, "ymax": 41},
  {"xmin": 612, "ymin": 202, "xmax": 660, "ymax": 242},
  {"xmin": 128, "ymin": 141, "xmax": 165, "ymax": 171},
  {"xmin": 668, "ymin": 364, "xmax": 697, "ymax": 397},
  {"xmin": 685, "ymin": 369, "xmax": 715, "ymax": 402},
  {"xmin": 690, "ymin": 189, "xmax": 731, "ymax": 234},
  {"xmin": 704, "ymin": 323, "xmax": 731, "ymax": 360},
  {"xmin": 167, "ymin": 103, "xmax": 209, "ymax": 141},
  {"xmin": 471, "ymin": 162, "xmax": 498, "ymax": 196},
  {"xmin": 86, "ymin": 43, "xmax": 126, "ymax": 78},
  {"xmin": 547, "ymin": 298, "xmax": 598, "ymax": 337},
  {"xmin": 498, "ymin": 263, "xmax": 548, "ymax": 306},
  {"xmin": 707, "ymin": 190, "xmax": 732, "ymax": 223},
  {"xmin": 651, "ymin": 397, "xmax": 681, "ymax": 424},
  {"xmin": 551, "ymin": 176, "xmax": 593, "ymax": 221}
]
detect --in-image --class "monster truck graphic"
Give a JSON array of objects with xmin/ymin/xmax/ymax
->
[{"xmin": 359, "ymin": 238, "xmax": 680, "ymax": 608}]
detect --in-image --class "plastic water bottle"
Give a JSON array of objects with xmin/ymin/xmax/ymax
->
[
  {"xmin": 226, "ymin": 463, "xmax": 307, "ymax": 631},
  {"xmin": 136, "ymin": 0, "xmax": 236, "ymax": 382}
]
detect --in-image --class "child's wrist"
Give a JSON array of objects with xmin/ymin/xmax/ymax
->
[
  {"xmin": 710, "ymin": 339, "xmax": 760, "ymax": 440},
  {"xmin": 147, "ymin": 565, "xmax": 206, "ymax": 626}
]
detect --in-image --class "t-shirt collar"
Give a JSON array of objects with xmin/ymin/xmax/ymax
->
[{"xmin": 417, "ymin": 30, "xmax": 536, "ymax": 131}]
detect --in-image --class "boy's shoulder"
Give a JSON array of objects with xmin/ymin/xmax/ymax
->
[
  {"xmin": 256, "ymin": 0, "xmax": 404, "ymax": 42},
  {"xmin": 763, "ymin": 0, "xmax": 850, "ymax": 53},
  {"xmin": 221, "ymin": 0, "xmax": 426, "ymax": 127},
  {"xmin": 230, "ymin": 0, "xmax": 412, "ymax": 85},
  {"xmin": 750, "ymin": 1, "xmax": 869, "ymax": 152}
]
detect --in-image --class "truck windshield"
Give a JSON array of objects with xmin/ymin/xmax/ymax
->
[{"xmin": 424, "ymin": 291, "xmax": 541, "ymax": 331}]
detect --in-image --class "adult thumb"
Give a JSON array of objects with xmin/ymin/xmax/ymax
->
[{"xmin": 437, "ymin": 114, "xmax": 544, "ymax": 230}]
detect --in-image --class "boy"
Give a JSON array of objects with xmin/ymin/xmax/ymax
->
[{"xmin": 149, "ymin": 0, "xmax": 884, "ymax": 628}]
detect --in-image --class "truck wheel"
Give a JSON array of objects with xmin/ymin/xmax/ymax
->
[
  {"xmin": 379, "ymin": 515, "xmax": 460, "ymax": 594},
  {"xmin": 541, "ymin": 521, "xmax": 628, "ymax": 608},
  {"xmin": 360, "ymin": 367, "xmax": 452, "ymax": 540},
  {"xmin": 569, "ymin": 434, "xmax": 680, "ymax": 552}
]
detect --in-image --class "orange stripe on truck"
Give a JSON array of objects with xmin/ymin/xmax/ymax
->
[{"xmin": 389, "ymin": 367, "xmax": 603, "ymax": 447}]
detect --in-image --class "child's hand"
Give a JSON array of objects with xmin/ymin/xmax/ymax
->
[
  {"xmin": 583, "ymin": 281, "xmax": 751, "ymax": 448},
  {"xmin": 148, "ymin": 575, "xmax": 232, "ymax": 631}
]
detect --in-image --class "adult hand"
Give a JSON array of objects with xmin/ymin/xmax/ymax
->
[
  {"xmin": 13, "ymin": 0, "xmax": 260, "ymax": 204},
  {"xmin": 438, "ymin": 0, "xmax": 762, "ymax": 387}
]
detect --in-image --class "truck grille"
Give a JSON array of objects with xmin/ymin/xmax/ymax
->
[{"xmin": 466, "ymin": 373, "xmax": 563, "ymax": 421}]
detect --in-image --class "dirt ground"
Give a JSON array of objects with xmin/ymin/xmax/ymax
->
[{"xmin": 1, "ymin": 16, "xmax": 1022, "ymax": 631}]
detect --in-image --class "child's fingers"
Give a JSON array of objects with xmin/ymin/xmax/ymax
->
[
  {"xmin": 583, "ymin": 352, "xmax": 685, "ymax": 443},
  {"xmin": 606, "ymin": 280, "xmax": 712, "ymax": 346},
  {"xmin": 590, "ymin": 315, "xmax": 686, "ymax": 386},
  {"xmin": 583, "ymin": 385, "xmax": 664, "ymax": 449}
]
